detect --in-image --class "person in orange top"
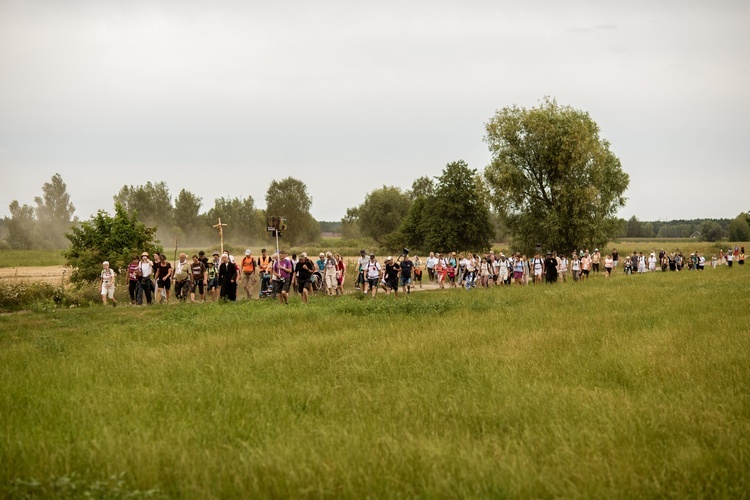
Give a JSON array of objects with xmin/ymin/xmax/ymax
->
[{"xmin": 240, "ymin": 249, "xmax": 257, "ymax": 299}]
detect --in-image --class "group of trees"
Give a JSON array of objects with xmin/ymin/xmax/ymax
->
[
  {"xmin": 347, "ymin": 98, "xmax": 631, "ymax": 254},
  {"xmin": 113, "ymin": 177, "xmax": 319, "ymax": 246},
  {"xmin": 347, "ymin": 161, "xmax": 496, "ymax": 254},
  {"xmin": 621, "ymin": 215, "xmax": 750, "ymax": 242},
  {"xmin": 3, "ymin": 176, "xmax": 321, "ymax": 251},
  {"xmin": 2, "ymin": 174, "xmax": 76, "ymax": 249},
  {"xmin": 10, "ymin": 97, "xmax": 748, "ymax": 277}
]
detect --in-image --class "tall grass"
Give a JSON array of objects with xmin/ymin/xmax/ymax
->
[{"xmin": 1, "ymin": 266, "xmax": 748, "ymax": 497}]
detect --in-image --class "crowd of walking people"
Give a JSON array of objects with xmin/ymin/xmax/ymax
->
[{"xmin": 99, "ymin": 245, "xmax": 746, "ymax": 306}]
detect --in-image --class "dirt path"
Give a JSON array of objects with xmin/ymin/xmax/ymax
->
[{"xmin": 0, "ymin": 266, "xmax": 69, "ymax": 284}]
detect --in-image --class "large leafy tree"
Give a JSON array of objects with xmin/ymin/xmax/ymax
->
[
  {"xmin": 423, "ymin": 160, "xmax": 494, "ymax": 252},
  {"xmin": 355, "ymin": 186, "xmax": 412, "ymax": 243},
  {"xmin": 265, "ymin": 178, "xmax": 320, "ymax": 245},
  {"xmin": 484, "ymin": 97, "xmax": 629, "ymax": 254},
  {"xmin": 64, "ymin": 203, "xmax": 161, "ymax": 283},
  {"xmin": 34, "ymin": 173, "xmax": 76, "ymax": 248},
  {"xmin": 114, "ymin": 181, "xmax": 173, "ymax": 231}
]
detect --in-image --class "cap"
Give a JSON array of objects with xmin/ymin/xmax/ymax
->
[
  {"xmin": 300, "ymin": 252, "xmax": 308, "ymax": 258},
  {"xmin": 245, "ymin": 249, "xmax": 251, "ymax": 255},
  {"xmin": 319, "ymin": 253, "xmax": 325, "ymax": 257},
  {"xmin": 141, "ymin": 252, "xmax": 149, "ymax": 257},
  {"xmin": 103, "ymin": 261, "xmax": 109, "ymax": 266},
  {"xmin": 370, "ymin": 253, "xmax": 375, "ymax": 258},
  {"xmin": 360, "ymin": 249, "xmax": 366, "ymax": 253},
  {"xmin": 212, "ymin": 251, "xmax": 219, "ymax": 256},
  {"xmin": 387, "ymin": 256, "xmax": 393, "ymax": 261}
]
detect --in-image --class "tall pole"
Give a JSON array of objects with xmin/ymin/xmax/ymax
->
[{"xmin": 213, "ymin": 218, "xmax": 228, "ymax": 255}]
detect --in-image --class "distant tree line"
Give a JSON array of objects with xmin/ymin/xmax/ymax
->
[
  {"xmin": 620, "ymin": 215, "xmax": 750, "ymax": 242},
  {"xmin": 2, "ymin": 174, "xmax": 76, "ymax": 249},
  {"xmin": 2, "ymin": 174, "xmax": 321, "ymax": 250},
  {"xmin": 1, "ymin": 98, "xmax": 634, "ymax": 256},
  {"xmin": 14, "ymin": 99, "xmax": 747, "ymax": 260}
]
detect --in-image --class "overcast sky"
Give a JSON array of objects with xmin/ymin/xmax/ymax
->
[{"xmin": 1, "ymin": 0, "xmax": 748, "ymax": 224}]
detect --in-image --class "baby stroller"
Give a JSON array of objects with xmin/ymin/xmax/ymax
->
[
  {"xmin": 260, "ymin": 273, "xmax": 275, "ymax": 298},
  {"xmin": 309, "ymin": 271, "xmax": 324, "ymax": 293}
]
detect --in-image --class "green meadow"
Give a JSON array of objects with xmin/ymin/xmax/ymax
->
[
  {"xmin": 1, "ymin": 265, "xmax": 749, "ymax": 498},
  {"xmin": 0, "ymin": 250, "xmax": 66, "ymax": 268}
]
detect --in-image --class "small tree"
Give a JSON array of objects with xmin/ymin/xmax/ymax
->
[
  {"xmin": 114, "ymin": 181, "xmax": 173, "ymax": 234},
  {"xmin": 355, "ymin": 186, "xmax": 412, "ymax": 243},
  {"xmin": 408, "ymin": 176, "xmax": 435, "ymax": 199},
  {"xmin": 626, "ymin": 216, "xmax": 653, "ymax": 238},
  {"xmin": 64, "ymin": 203, "xmax": 162, "ymax": 283},
  {"xmin": 422, "ymin": 160, "xmax": 494, "ymax": 252},
  {"xmin": 173, "ymin": 189, "xmax": 203, "ymax": 242},
  {"xmin": 340, "ymin": 207, "xmax": 362, "ymax": 238},
  {"xmin": 4, "ymin": 201, "xmax": 38, "ymax": 250},
  {"xmin": 400, "ymin": 161, "xmax": 493, "ymax": 253},
  {"xmin": 206, "ymin": 195, "xmax": 264, "ymax": 246}
]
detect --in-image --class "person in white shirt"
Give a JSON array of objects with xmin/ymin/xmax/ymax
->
[
  {"xmin": 426, "ymin": 252, "xmax": 438, "ymax": 283},
  {"xmin": 355, "ymin": 249, "xmax": 369, "ymax": 290},
  {"xmin": 558, "ymin": 254, "xmax": 568, "ymax": 283},
  {"xmin": 137, "ymin": 252, "xmax": 154, "ymax": 305},
  {"xmin": 364, "ymin": 254, "xmax": 382, "ymax": 298},
  {"xmin": 604, "ymin": 254, "xmax": 614, "ymax": 278},
  {"xmin": 100, "ymin": 261, "xmax": 117, "ymax": 307}
]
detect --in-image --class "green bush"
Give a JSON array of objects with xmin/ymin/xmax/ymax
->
[
  {"xmin": 64, "ymin": 203, "xmax": 162, "ymax": 283},
  {"xmin": 0, "ymin": 281, "xmax": 92, "ymax": 312}
]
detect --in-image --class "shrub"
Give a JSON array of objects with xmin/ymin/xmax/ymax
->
[{"xmin": 0, "ymin": 281, "xmax": 92, "ymax": 312}]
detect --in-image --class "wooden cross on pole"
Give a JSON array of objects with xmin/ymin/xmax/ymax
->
[{"xmin": 213, "ymin": 218, "xmax": 228, "ymax": 255}]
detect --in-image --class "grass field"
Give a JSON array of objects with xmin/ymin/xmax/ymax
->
[
  {"xmin": 0, "ymin": 250, "xmax": 66, "ymax": 268},
  {"xmin": 1, "ymin": 261, "xmax": 749, "ymax": 497}
]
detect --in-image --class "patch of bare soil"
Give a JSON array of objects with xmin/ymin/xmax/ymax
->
[{"xmin": 0, "ymin": 266, "xmax": 70, "ymax": 284}]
